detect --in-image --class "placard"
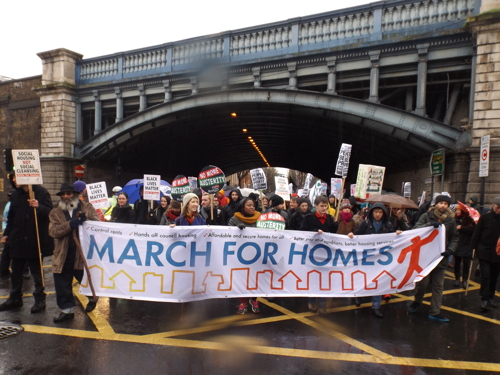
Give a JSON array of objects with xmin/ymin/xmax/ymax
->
[
  {"xmin": 256, "ymin": 212, "xmax": 286, "ymax": 230},
  {"xmin": 303, "ymin": 173, "xmax": 313, "ymax": 194},
  {"xmin": 250, "ymin": 168, "xmax": 267, "ymax": 190},
  {"xmin": 12, "ymin": 149, "xmax": 43, "ymax": 185},
  {"xmin": 335, "ymin": 143, "xmax": 352, "ymax": 178},
  {"xmin": 171, "ymin": 175, "xmax": 190, "ymax": 202},
  {"xmin": 87, "ymin": 182, "xmax": 109, "ymax": 209},
  {"xmin": 331, "ymin": 178, "xmax": 343, "ymax": 199},
  {"xmin": 143, "ymin": 174, "xmax": 161, "ymax": 201},
  {"xmin": 198, "ymin": 165, "xmax": 225, "ymax": 194},
  {"xmin": 403, "ymin": 182, "xmax": 411, "ymax": 198},
  {"xmin": 355, "ymin": 164, "xmax": 385, "ymax": 199},
  {"xmin": 309, "ymin": 180, "xmax": 323, "ymax": 205},
  {"xmin": 275, "ymin": 176, "xmax": 290, "ymax": 201}
]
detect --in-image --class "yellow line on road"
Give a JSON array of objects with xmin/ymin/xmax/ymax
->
[
  {"xmin": 21, "ymin": 324, "xmax": 500, "ymax": 372},
  {"xmin": 75, "ymin": 288, "xmax": 115, "ymax": 335},
  {"xmin": 258, "ymin": 297, "xmax": 393, "ymax": 360}
]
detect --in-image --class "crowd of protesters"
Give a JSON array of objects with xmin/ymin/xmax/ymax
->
[{"xmin": 1, "ymin": 173, "xmax": 499, "ymax": 325}]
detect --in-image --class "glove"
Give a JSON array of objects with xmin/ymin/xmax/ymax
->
[
  {"xmin": 440, "ymin": 249, "xmax": 453, "ymax": 257},
  {"xmin": 70, "ymin": 219, "xmax": 82, "ymax": 229},
  {"xmin": 238, "ymin": 224, "xmax": 245, "ymax": 230},
  {"xmin": 78, "ymin": 212, "xmax": 87, "ymax": 223},
  {"xmin": 432, "ymin": 221, "xmax": 441, "ymax": 228}
]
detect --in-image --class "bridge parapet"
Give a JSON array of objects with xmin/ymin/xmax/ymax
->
[{"xmin": 76, "ymin": 0, "xmax": 479, "ymax": 85}]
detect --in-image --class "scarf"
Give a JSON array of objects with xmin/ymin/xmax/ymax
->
[
  {"xmin": 233, "ymin": 211, "xmax": 261, "ymax": 224},
  {"xmin": 433, "ymin": 207, "xmax": 453, "ymax": 223},
  {"xmin": 340, "ymin": 211, "xmax": 353, "ymax": 224},
  {"xmin": 185, "ymin": 213, "xmax": 195, "ymax": 225},
  {"xmin": 166, "ymin": 210, "xmax": 180, "ymax": 222}
]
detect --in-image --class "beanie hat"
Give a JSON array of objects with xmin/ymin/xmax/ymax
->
[
  {"xmin": 183, "ymin": 193, "xmax": 198, "ymax": 207},
  {"xmin": 340, "ymin": 198, "xmax": 351, "ymax": 210},
  {"xmin": 73, "ymin": 181, "xmax": 86, "ymax": 193},
  {"xmin": 494, "ymin": 197, "xmax": 500, "ymax": 205},
  {"xmin": 360, "ymin": 202, "xmax": 373, "ymax": 209},
  {"xmin": 434, "ymin": 194, "xmax": 451, "ymax": 206},
  {"xmin": 270, "ymin": 194, "xmax": 285, "ymax": 207}
]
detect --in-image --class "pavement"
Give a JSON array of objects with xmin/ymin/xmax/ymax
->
[{"xmin": 1, "ymin": 256, "xmax": 500, "ymax": 375}]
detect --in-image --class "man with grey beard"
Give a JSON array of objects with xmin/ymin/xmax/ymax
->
[{"xmin": 49, "ymin": 183, "xmax": 100, "ymax": 322}]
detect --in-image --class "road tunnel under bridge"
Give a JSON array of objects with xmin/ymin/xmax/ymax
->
[{"xmin": 76, "ymin": 89, "xmax": 470, "ymax": 193}]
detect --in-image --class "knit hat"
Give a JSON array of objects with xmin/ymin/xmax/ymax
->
[
  {"xmin": 270, "ymin": 194, "xmax": 285, "ymax": 207},
  {"xmin": 74, "ymin": 181, "xmax": 86, "ymax": 193},
  {"xmin": 183, "ymin": 193, "xmax": 198, "ymax": 207},
  {"xmin": 434, "ymin": 194, "xmax": 451, "ymax": 206},
  {"xmin": 340, "ymin": 198, "xmax": 351, "ymax": 210},
  {"xmin": 360, "ymin": 202, "xmax": 373, "ymax": 209},
  {"xmin": 494, "ymin": 197, "xmax": 500, "ymax": 205}
]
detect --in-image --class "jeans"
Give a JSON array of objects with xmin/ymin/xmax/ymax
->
[{"xmin": 372, "ymin": 295, "xmax": 382, "ymax": 309}]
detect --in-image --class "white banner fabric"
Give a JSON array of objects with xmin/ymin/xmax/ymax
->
[{"xmin": 79, "ymin": 223, "xmax": 445, "ymax": 302}]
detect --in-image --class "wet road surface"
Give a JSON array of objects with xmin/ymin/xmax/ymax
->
[{"xmin": 1, "ymin": 257, "xmax": 500, "ymax": 375}]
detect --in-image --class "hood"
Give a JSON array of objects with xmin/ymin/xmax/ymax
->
[
  {"xmin": 368, "ymin": 202, "xmax": 388, "ymax": 223},
  {"xmin": 229, "ymin": 189, "xmax": 243, "ymax": 205},
  {"xmin": 470, "ymin": 196, "xmax": 478, "ymax": 204},
  {"xmin": 297, "ymin": 197, "xmax": 312, "ymax": 213}
]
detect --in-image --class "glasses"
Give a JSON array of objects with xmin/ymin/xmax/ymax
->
[{"xmin": 60, "ymin": 192, "xmax": 74, "ymax": 196}]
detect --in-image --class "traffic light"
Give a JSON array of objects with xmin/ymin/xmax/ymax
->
[{"xmin": 3, "ymin": 148, "xmax": 13, "ymax": 173}]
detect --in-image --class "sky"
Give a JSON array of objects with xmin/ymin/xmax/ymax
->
[{"xmin": 1, "ymin": 0, "xmax": 373, "ymax": 79}]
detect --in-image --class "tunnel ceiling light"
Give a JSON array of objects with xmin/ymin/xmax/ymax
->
[
  {"xmin": 242, "ymin": 129, "xmax": 247, "ymax": 132},
  {"xmin": 231, "ymin": 112, "xmax": 237, "ymax": 117}
]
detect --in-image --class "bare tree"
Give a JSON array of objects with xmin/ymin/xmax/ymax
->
[
  {"xmin": 237, "ymin": 169, "xmax": 250, "ymax": 187},
  {"xmin": 262, "ymin": 167, "xmax": 279, "ymax": 194},
  {"xmin": 288, "ymin": 169, "xmax": 307, "ymax": 192}
]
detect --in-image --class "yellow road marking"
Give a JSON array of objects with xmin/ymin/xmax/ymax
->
[
  {"xmin": 74, "ymin": 288, "xmax": 115, "ymax": 335},
  {"xmin": 21, "ymin": 324, "xmax": 500, "ymax": 372},
  {"xmin": 258, "ymin": 297, "xmax": 393, "ymax": 360}
]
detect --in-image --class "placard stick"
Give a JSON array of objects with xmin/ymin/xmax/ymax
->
[
  {"xmin": 28, "ymin": 185, "xmax": 44, "ymax": 288},
  {"xmin": 335, "ymin": 178, "xmax": 346, "ymax": 222},
  {"xmin": 72, "ymin": 224, "xmax": 97, "ymax": 302},
  {"xmin": 465, "ymin": 249, "xmax": 475, "ymax": 297},
  {"xmin": 210, "ymin": 194, "xmax": 214, "ymax": 221}
]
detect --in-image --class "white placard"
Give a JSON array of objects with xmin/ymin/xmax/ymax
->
[
  {"xmin": 303, "ymin": 173, "xmax": 313, "ymax": 194},
  {"xmin": 87, "ymin": 182, "xmax": 109, "ymax": 210},
  {"xmin": 355, "ymin": 164, "xmax": 386, "ymax": 199},
  {"xmin": 144, "ymin": 174, "xmax": 161, "ymax": 201},
  {"xmin": 275, "ymin": 176, "xmax": 290, "ymax": 201},
  {"xmin": 250, "ymin": 168, "xmax": 267, "ymax": 190},
  {"xmin": 331, "ymin": 178, "xmax": 343, "ymax": 199},
  {"xmin": 309, "ymin": 180, "xmax": 323, "ymax": 204},
  {"xmin": 479, "ymin": 135, "xmax": 490, "ymax": 177},
  {"xmin": 12, "ymin": 149, "xmax": 43, "ymax": 185},
  {"xmin": 335, "ymin": 143, "xmax": 352, "ymax": 178},
  {"xmin": 403, "ymin": 182, "xmax": 411, "ymax": 198}
]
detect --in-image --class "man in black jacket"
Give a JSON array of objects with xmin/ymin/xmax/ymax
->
[
  {"xmin": 409, "ymin": 194, "xmax": 458, "ymax": 322},
  {"xmin": 471, "ymin": 197, "xmax": 500, "ymax": 311},
  {"xmin": 0, "ymin": 172, "xmax": 53, "ymax": 314},
  {"xmin": 222, "ymin": 189, "xmax": 243, "ymax": 225}
]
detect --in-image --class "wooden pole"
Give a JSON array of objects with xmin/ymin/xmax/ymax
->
[
  {"xmin": 210, "ymin": 194, "xmax": 214, "ymax": 221},
  {"xmin": 28, "ymin": 185, "xmax": 44, "ymax": 288},
  {"xmin": 335, "ymin": 178, "xmax": 346, "ymax": 222},
  {"xmin": 72, "ymin": 227, "xmax": 97, "ymax": 302},
  {"xmin": 465, "ymin": 249, "xmax": 475, "ymax": 297}
]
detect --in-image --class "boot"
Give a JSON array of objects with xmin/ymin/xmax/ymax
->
[
  {"xmin": 0, "ymin": 298, "xmax": 23, "ymax": 311},
  {"xmin": 31, "ymin": 300, "xmax": 46, "ymax": 314},
  {"xmin": 454, "ymin": 279, "xmax": 460, "ymax": 287},
  {"xmin": 462, "ymin": 280, "xmax": 468, "ymax": 289}
]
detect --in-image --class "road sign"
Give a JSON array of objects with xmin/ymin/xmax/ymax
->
[
  {"xmin": 430, "ymin": 149, "xmax": 444, "ymax": 176},
  {"xmin": 479, "ymin": 135, "xmax": 490, "ymax": 177},
  {"xmin": 75, "ymin": 165, "xmax": 85, "ymax": 179}
]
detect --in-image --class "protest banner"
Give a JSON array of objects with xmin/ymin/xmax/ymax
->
[
  {"xmin": 12, "ymin": 149, "xmax": 43, "ymax": 185},
  {"xmin": 87, "ymin": 182, "xmax": 109, "ymax": 210},
  {"xmin": 198, "ymin": 165, "xmax": 225, "ymax": 194},
  {"xmin": 250, "ymin": 168, "xmax": 267, "ymax": 190},
  {"xmin": 350, "ymin": 184, "xmax": 356, "ymax": 196},
  {"xmin": 331, "ymin": 178, "xmax": 343, "ymax": 199},
  {"xmin": 256, "ymin": 212, "xmax": 286, "ymax": 230},
  {"xmin": 289, "ymin": 183, "xmax": 294, "ymax": 194},
  {"xmin": 143, "ymin": 175, "xmax": 161, "ymax": 201},
  {"xmin": 335, "ymin": 143, "xmax": 352, "ymax": 178},
  {"xmin": 355, "ymin": 164, "xmax": 386, "ymax": 199},
  {"xmin": 171, "ymin": 175, "xmax": 190, "ymax": 202},
  {"xmin": 275, "ymin": 176, "xmax": 290, "ymax": 201},
  {"xmin": 309, "ymin": 180, "xmax": 323, "ymax": 204},
  {"xmin": 79, "ymin": 223, "xmax": 446, "ymax": 302},
  {"xmin": 321, "ymin": 183, "xmax": 327, "ymax": 196}
]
